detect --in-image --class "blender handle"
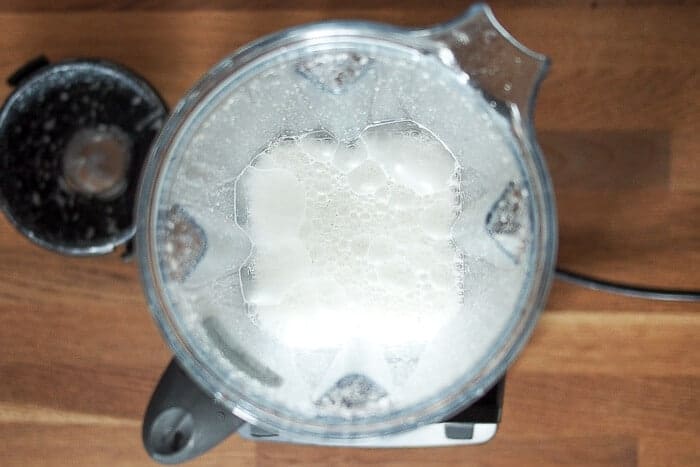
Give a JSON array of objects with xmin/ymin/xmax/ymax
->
[{"xmin": 143, "ymin": 359, "xmax": 245, "ymax": 464}]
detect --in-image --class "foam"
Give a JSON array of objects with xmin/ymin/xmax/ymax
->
[
  {"xmin": 157, "ymin": 45, "xmax": 533, "ymax": 421},
  {"xmin": 235, "ymin": 121, "xmax": 463, "ymax": 347}
]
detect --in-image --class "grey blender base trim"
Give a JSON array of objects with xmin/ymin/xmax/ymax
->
[
  {"xmin": 237, "ymin": 422, "xmax": 498, "ymax": 447},
  {"xmin": 237, "ymin": 377, "xmax": 505, "ymax": 447}
]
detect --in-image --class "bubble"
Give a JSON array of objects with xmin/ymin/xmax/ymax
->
[
  {"xmin": 362, "ymin": 120, "xmax": 457, "ymax": 196},
  {"xmin": 235, "ymin": 166, "xmax": 306, "ymax": 244},
  {"xmin": 298, "ymin": 129, "xmax": 338, "ymax": 162},
  {"xmin": 232, "ymin": 123, "xmax": 467, "ymax": 349},
  {"xmin": 347, "ymin": 160, "xmax": 387, "ymax": 195},
  {"xmin": 332, "ymin": 139, "xmax": 367, "ymax": 173},
  {"xmin": 145, "ymin": 39, "xmax": 542, "ymax": 429}
]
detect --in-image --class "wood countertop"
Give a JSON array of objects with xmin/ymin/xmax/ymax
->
[{"xmin": 0, "ymin": 1, "xmax": 698, "ymax": 466}]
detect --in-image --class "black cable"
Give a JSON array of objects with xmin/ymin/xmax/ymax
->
[{"xmin": 555, "ymin": 267, "xmax": 700, "ymax": 302}]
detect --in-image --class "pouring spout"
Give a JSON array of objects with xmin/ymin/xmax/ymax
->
[{"xmin": 414, "ymin": 3, "xmax": 550, "ymax": 118}]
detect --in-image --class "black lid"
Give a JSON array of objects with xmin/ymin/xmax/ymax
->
[{"xmin": 0, "ymin": 56, "xmax": 167, "ymax": 255}]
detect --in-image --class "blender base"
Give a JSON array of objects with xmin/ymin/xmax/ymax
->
[
  {"xmin": 238, "ymin": 422, "xmax": 498, "ymax": 447},
  {"xmin": 238, "ymin": 377, "xmax": 505, "ymax": 447}
]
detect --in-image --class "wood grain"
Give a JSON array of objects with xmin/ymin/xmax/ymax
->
[
  {"xmin": 0, "ymin": 2, "xmax": 698, "ymax": 466},
  {"xmin": 0, "ymin": 0, "xmax": 694, "ymax": 11}
]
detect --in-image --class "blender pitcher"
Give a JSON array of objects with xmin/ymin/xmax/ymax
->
[{"xmin": 138, "ymin": 3, "xmax": 557, "ymax": 463}]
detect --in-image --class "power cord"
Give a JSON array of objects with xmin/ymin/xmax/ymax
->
[{"xmin": 555, "ymin": 267, "xmax": 700, "ymax": 302}]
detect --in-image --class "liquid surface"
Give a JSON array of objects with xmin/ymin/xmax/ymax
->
[
  {"xmin": 154, "ymin": 45, "xmax": 533, "ymax": 427},
  {"xmin": 236, "ymin": 121, "xmax": 463, "ymax": 347}
]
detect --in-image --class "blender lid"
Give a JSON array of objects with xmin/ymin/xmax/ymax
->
[
  {"xmin": 138, "ymin": 6, "xmax": 556, "ymax": 439},
  {"xmin": 0, "ymin": 56, "xmax": 167, "ymax": 255}
]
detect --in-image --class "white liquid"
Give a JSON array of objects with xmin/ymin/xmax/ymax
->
[
  {"xmin": 235, "ymin": 121, "xmax": 463, "ymax": 347},
  {"xmin": 158, "ymin": 48, "xmax": 532, "ymax": 421}
]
